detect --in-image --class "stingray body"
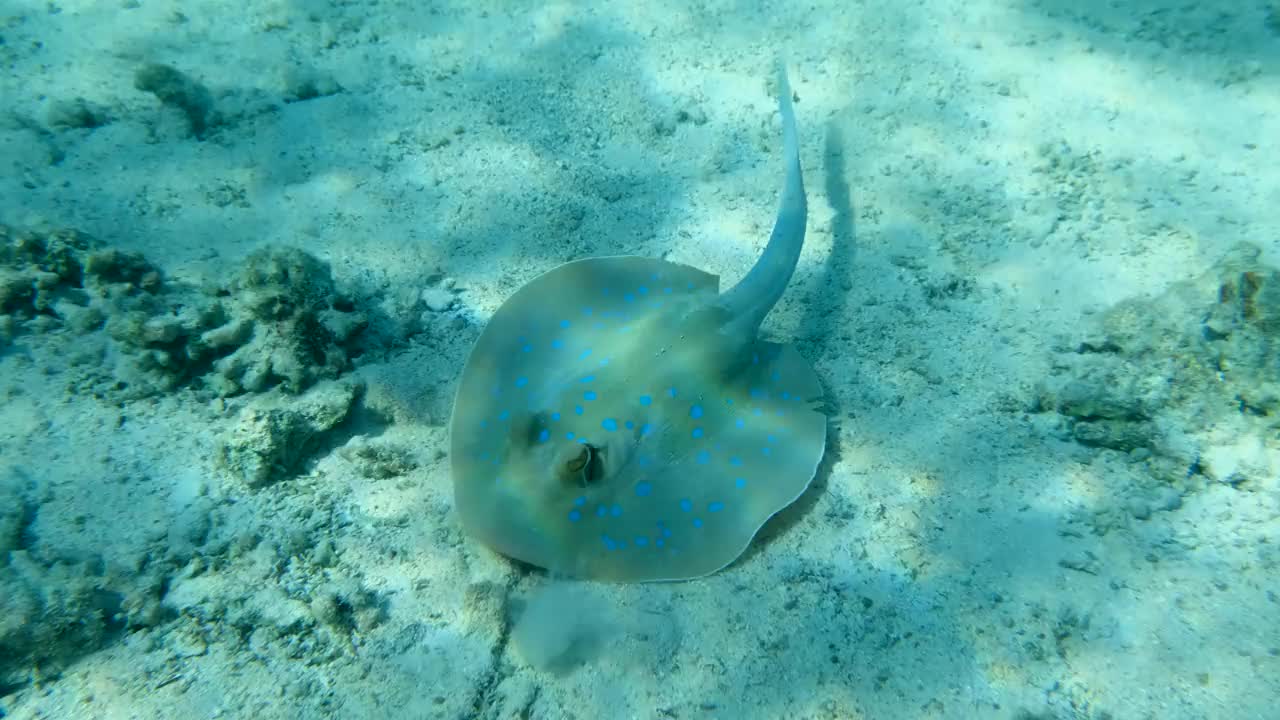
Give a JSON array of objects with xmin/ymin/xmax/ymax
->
[{"xmin": 450, "ymin": 66, "xmax": 825, "ymax": 581}]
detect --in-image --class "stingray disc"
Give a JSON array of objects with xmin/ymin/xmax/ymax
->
[{"xmin": 450, "ymin": 256, "xmax": 825, "ymax": 581}]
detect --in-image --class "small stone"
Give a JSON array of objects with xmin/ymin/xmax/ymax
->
[
  {"xmin": 1153, "ymin": 487, "xmax": 1183, "ymax": 512},
  {"xmin": 1072, "ymin": 419, "xmax": 1152, "ymax": 451},
  {"xmin": 421, "ymin": 287, "xmax": 454, "ymax": 312},
  {"xmin": 201, "ymin": 318, "xmax": 253, "ymax": 349},
  {"xmin": 1057, "ymin": 380, "xmax": 1140, "ymax": 420},
  {"xmin": 143, "ymin": 317, "xmax": 182, "ymax": 344},
  {"xmin": 312, "ymin": 539, "xmax": 337, "ymax": 567},
  {"xmin": 1059, "ymin": 550, "xmax": 1099, "ymax": 574},
  {"xmin": 1127, "ymin": 499, "xmax": 1152, "ymax": 520},
  {"xmin": 47, "ymin": 97, "xmax": 110, "ymax": 130},
  {"xmin": 171, "ymin": 629, "xmax": 208, "ymax": 658},
  {"xmin": 217, "ymin": 380, "xmax": 360, "ymax": 487},
  {"xmin": 310, "ymin": 590, "xmax": 345, "ymax": 628}
]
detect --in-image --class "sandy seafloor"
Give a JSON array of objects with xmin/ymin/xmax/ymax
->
[{"xmin": 1, "ymin": 1, "xmax": 1279, "ymax": 718}]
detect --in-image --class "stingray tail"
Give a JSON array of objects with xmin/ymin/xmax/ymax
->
[{"xmin": 716, "ymin": 61, "xmax": 808, "ymax": 343}]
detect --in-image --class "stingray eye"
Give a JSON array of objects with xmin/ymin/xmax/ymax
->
[
  {"xmin": 565, "ymin": 445, "xmax": 590, "ymax": 474},
  {"xmin": 582, "ymin": 444, "xmax": 610, "ymax": 486},
  {"xmin": 558, "ymin": 444, "xmax": 609, "ymax": 488},
  {"xmin": 552, "ymin": 443, "xmax": 594, "ymax": 487}
]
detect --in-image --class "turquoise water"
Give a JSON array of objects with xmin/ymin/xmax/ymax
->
[{"xmin": 0, "ymin": 2, "xmax": 1277, "ymax": 718}]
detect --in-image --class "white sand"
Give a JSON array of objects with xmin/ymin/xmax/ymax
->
[{"xmin": 1, "ymin": 1, "xmax": 1278, "ymax": 718}]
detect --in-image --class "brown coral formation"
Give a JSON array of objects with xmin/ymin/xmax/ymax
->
[
  {"xmin": 1041, "ymin": 243, "xmax": 1280, "ymax": 486},
  {"xmin": 0, "ymin": 225, "xmax": 369, "ymax": 398}
]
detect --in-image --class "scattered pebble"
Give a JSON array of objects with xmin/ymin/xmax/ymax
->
[{"xmin": 421, "ymin": 286, "xmax": 455, "ymax": 312}]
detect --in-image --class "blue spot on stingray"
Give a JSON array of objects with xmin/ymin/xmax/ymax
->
[
  {"xmin": 551, "ymin": 339, "xmax": 564, "ymax": 349},
  {"xmin": 635, "ymin": 536, "xmax": 649, "ymax": 547},
  {"xmin": 624, "ymin": 293, "xmax": 635, "ymax": 303},
  {"xmin": 730, "ymin": 456, "xmax": 743, "ymax": 466},
  {"xmin": 753, "ymin": 408, "xmax": 763, "ymax": 416},
  {"xmin": 750, "ymin": 388, "xmax": 765, "ymax": 399},
  {"xmin": 498, "ymin": 410, "xmax": 510, "ymax": 421},
  {"xmin": 656, "ymin": 538, "xmax": 666, "ymax": 547},
  {"xmin": 574, "ymin": 405, "xmax": 584, "ymax": 416},
  {"xmin": 734, "ymin": 477, "xmax": 747, "ymax": 489},
  {"xmin": 668, "ymin": 387, "xmax": 677, "ymax": 398},
  {"xmin": 596, "ymin": 505, "xmax": 608, "ymax": 518},
  {"xmin": 584, "ymin": 390, "xmax": 597, "ymax": 401},
  {"xmin": 638, "ymin": 455, "xmax": 653, "ymax": 468},
  {"xmin": 583, "ymin": 307, "xmax": 593, "ymax": 316},
  {"xmin": 560, "ymin": 319, "xmax": 571, "ymax": 329},
  {"xmin": 640, "ymin": 423, "xmax": 653, "ymax": 436},
  {"xmin": 638, "ymin": 286, "xmax": 649, "ymax": 295},
  {"xmin": 581, "ymin": 375, "xmax": 596, "ymax": 383},
  {"xmin": 537, "ymin": 429, "xmax": 550, "ymax": 443},
  {"xmin": 692, "ymin": 518, "xmax": 704, "ymax": 528},
  {"xmin": 767, "ymin": 434, "xmax": 777, "ymax": 443},
  {"xmin": 568, "ymin": 509, "xmax": 582, "ymax": 522},
  {"xmin": 661, "ymin": 526, "xmax": 673, "ymax": 537},
  {"xmin": 696, "ymin": 450, "xmax": 711, "ymax": 464},
  {"xmin": 708, "ymin": 501, "xmax": 724, "ymax": 513},
  {"xmin": 479, "ymin": 420, "xmax": 488, "ymax": 429},
  {"xmin": 515, "ymin": 376, "xmax": 528, "ymax": 388},
  {"xmin": 599, "ymin": 358, "xmax": 610, "ymax": 366},
  {"xmin": 601, "ymin": 418, "xmax": 618, "ymax": 431},
  {"xmin": 752, "ymin": 353, "xmax": 760, "ymax": 364},
  {"xmin": 639, "ymin": 394, "xmax": 652, "ymax": 406},
  {"xmin": 579, "ymin": 348, "xmax": 592, "ymax": 359},
  {"xmin": 625, "ymin": 420, "xmax": 634, "ymax": 429},
  {"xmin": 691, "ymin": 427, "xmax": 704, "ymax": 439},
  {"xmin": 781, "ymin": 392, "xmax": 791, "ymax": 401},
  {"xmin": 566, "ymin": 431, "xmax": 575, "ymax": 440},
  {"xmin": 771, "ymin": 371, "xmax": 780, "ymax": 382},
  {"xmin": 663, "ymin": 287, "xmax": 673, "ymax": 294},
  {"xmin": 690, "ymin": 404, "xmax": 704, "ymax": 419},
  {"xmin": 610, "ymin": 504, "xmax": 622, "ymax": 517},
  {"xmin": 551, "ymin": 412, "xmax": 561, "ymax": 421},
  {"xmin": 602, "ymin": 535, "xmax": 616, "ymax": 550},
  {"xmin": 635, "ymin": 482, "xmax": 652, "ymax": 497},
  {"xmin": 762, "ymin": 446, "xmax": 773, "ymax": 457},
  {"xmin": 522, "ymin": 344, "xmax": 533, "ymax": 353},
  {"xmin": 574, "ymin": 496, "xmax": 587, "ymax": 506},
  {"xmin": 679, "ymin": 498, "xmax": 692, "ymax": 512}
]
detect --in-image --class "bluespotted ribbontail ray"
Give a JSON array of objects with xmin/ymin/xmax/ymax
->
[{"xmin": 450, "ymin": 65, "xmax": 825, "ymax": 581}]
